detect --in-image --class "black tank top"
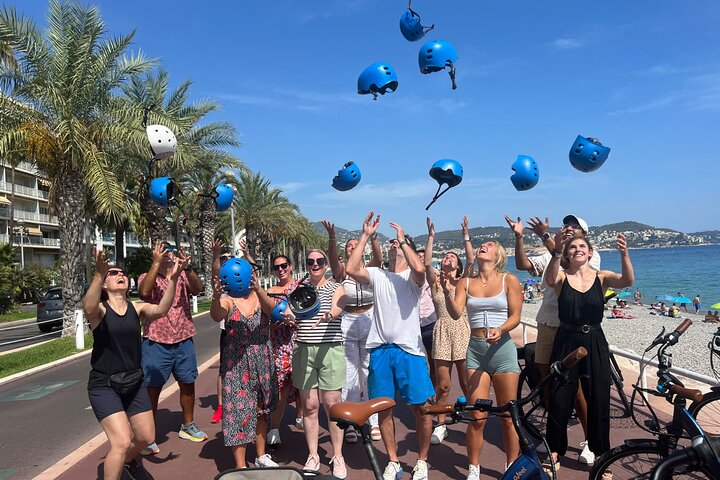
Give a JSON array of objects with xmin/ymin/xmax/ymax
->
[
  {"xmin": 557, "ymin": 275, "xmax": 604, "ymax": 326},
  {"xmin": 88, "ymin": 301, "xmax": 142, "ymax": 388}
]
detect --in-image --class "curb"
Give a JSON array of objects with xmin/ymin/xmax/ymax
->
[
  {"xmin": 0, "ymin": 349, "xmax": 92, "ymax": 387},
  {"xmin": 0, "ymin": 317, "xmax": 38, "ymax": 328}
]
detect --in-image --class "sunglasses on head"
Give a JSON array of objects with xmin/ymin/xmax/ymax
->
[
  {"xmin": 106, "ymin": 269, "xmax": 126, "ymax": 277},
  {"xmin": 306, "ymin": 257, "xmax": 326, "ymax": 267},
  {"xmin": 272, "ymin": 262, "xmax": 290, "ymax": 271}
]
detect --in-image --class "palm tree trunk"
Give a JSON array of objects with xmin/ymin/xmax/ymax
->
[
  {"xmin": 57, "ymin": 167, "xmax": 86, "ymax": 337},
  {"xmin": 141, "ymin": 196, "xmax": 171, "ymax": 245},
  {"xmin": 199, "ymin": 199, "xmax": 215, "ymax": 298}
]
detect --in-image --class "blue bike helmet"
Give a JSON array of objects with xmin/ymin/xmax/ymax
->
[
  {"xmin": 332, "ymin": 161, "xmax": 361, "ymax": 191},
  {"xmin": 270, "ymin": 298, "xmax": 289, "ymax": 323},
  {"xmin": 219, "ymin": 258, "xmax": 253, "ymax": 298},
  {"xmin": 510, "ymin": 155, "xmax": 540, "ymax": 191},
  {"xmin": 358, "ymin": 63, "xmax": 399, "ymax": 99},
  {"xmin": 399, "ymin": 9, "xmax": 434, "ymax": 42},
  {"xmin": 214, "ymin": 183, "xmax": 234, "ymax": 212},
  {"xmin": 418, "ymin": 40, "xmax": 458, "ymax": 89},
  {"xmin": 148, "ymin": 177, "xmax": 175, "ymax": 207},
  {"xmin": 569, "ymin": 135, "xmax": 611, "ymax": 173},
  {"xmin": 288, "ymin": 284, "xmax": 320, "ymax": 320},
  {"xmin": 430, "ymin": 159, "xmax": 463, "ymax": 188}
]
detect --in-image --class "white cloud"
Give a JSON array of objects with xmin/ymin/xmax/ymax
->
[{"xmin": 552, "ymin": 37, "xmax": 584, "ymax": 50}]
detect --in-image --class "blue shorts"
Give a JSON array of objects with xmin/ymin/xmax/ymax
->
[
  {"xmin": 368, "ymin": 344, "xmax": 434, "ymax": 405},
  {"xmin": 142, "ymin": 338, "xmax": 199, "ymax": 387}
]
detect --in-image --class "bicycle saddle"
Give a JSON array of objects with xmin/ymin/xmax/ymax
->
[{"xmin": 330, "ymin": 398, "xmax": 396, "ymax": 428}]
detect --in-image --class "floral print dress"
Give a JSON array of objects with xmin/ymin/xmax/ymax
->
[
  {"xmin": 265, "ymin": 280, "xmax": 298, "ymax": 404},
  {"xmin": 222, "ymin": 304, "xmax": 278, "ymax": 446}
]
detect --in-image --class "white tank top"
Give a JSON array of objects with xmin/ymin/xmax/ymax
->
[{"xmin": 466, "ymin": 274, "xmax": 508, "ymax": 329}]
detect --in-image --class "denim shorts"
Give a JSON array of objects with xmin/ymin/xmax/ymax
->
[
  {"xmin": 466, "ymin": 334, "xmax": 520, "ymax": 374},
  {"xmin": 88, "ymin": 386, "xmax": 152, "ymax": 421},
  {"xmin": 368, "ymin": 344, "xmax": 435, "ymax": 405},
  {"xmin": 142, "ymin": 338, "xmax": 198, "ymax": 387}
]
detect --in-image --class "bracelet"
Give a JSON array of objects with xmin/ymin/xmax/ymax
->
[
  {"xmin": 371, "ymin": 233, "xmax": 378, "ymax": 241},
  {"xmin": 463, "ymin": 237, "xmax": 470, "ymax": 242}
]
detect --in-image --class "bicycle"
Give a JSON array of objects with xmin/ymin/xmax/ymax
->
[
  {"xmin": 588, "ymin": 318, "xmax": 716, "ymax": 479},
  {"xmin": 687, "ymin": 326, "xmax": 720, "ymax": 437}
]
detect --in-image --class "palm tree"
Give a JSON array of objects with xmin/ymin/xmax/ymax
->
[{"xmin": 0, "ymin": 1, "xmax": 154, "ymax": 335}]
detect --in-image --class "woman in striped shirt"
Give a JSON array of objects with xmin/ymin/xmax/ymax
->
[{"xmin": 285, "ymin": 249, "xmax": 347, "ymax": 478}]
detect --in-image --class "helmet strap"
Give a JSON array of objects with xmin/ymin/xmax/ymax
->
[
  {"xmin": 425, "ymin": 183, "xmax": 453, "ymax": 210},
  {"xmin": 447, "ymin": 62, "xmax": 457, "ymax": 90}
]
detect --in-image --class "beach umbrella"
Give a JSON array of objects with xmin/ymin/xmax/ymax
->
[
  {"xmin": 674, "ymin": 297, "xmax": 692, "ymax": 304},
  {"xmin": 655, "ymin": 294, "xmax": 675, "ymax": 301},
  {"xmin": 524, "ymin": 279, "xmax": 538, "ymax": 285},
  {"xmin": 711, "ymin": 302, "xmax": 720, "ymax": 309},
  {"xmin": 618, "ymin": 291, "xmax": 632, "ymax": 298}
]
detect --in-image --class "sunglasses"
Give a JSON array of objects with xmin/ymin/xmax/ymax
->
[
  {"xmin": 272, "ymin": 262, "xmax": 290, "ymax": 271},
  {"xmin": 220, "ymin": 255, "xmax": 233, "ymax": 261},
  {"xmin": 306, "ymin": 257, "xmax": 326, "ymax": 267},
  {"xmin": 106, "ymin": 269, "xmax": 127, "ymax": 277},
  {"xmin": 564, "ymin": 224, "xmax": 581, "ymax": 230}
]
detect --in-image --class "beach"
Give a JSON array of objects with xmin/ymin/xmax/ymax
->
[{"xmin": 517, "ymin": 300, "xmax": 719, "ymax": 382}]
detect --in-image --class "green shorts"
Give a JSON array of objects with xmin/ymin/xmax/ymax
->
[{"xmin": 292, "ymin": 342, "xmax": 346, "ymax": 391}]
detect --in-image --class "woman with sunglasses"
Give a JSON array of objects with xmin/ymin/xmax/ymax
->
[
  {"xmin": 265, "ymin": 254, "xmax": 304, "ymax": 446},
  {"xmin": 322, "ymin": 220, "xmax": 383, "ymax": 443},
  {"xmin": 84, "ymin": 247, "xmax": 186, "ymax": 480},
  {"xmin": 284, "ymin": 249, "xmax": 347, "ymax": 478}
]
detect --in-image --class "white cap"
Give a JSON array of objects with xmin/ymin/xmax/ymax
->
[{"xmin": 562, "ymin": 214, "xmax": 589, "ymax": 234}]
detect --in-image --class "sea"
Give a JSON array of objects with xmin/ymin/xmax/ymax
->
[{"xmin": 502, "ymin": 245, "xmax": 720, "ymax": 308}]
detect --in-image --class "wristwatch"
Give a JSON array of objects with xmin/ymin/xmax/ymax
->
[
  {"xmin": 541, "ymin": 232, "xmax": 551, "ymax": 242},
  {"xmin": 399, "ymin": 239, "xmax": 409, "ymax": 247}
]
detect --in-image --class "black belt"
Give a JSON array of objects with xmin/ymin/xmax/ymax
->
[{"xmin": 559, "ymin": 322, "xmax": 602, "ymax": 334}]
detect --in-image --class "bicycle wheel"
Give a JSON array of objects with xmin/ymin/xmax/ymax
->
[
  {"xmin": 517, "ymin": 367, "xmax": 546, "ymax": 441},
  {"xmin": 589, "ymin": 444, "xmax": 712, "ymax": 480},
  {"xmin": 689, "ymin": 389, "xmax": 720, "ymax": 437},
  {"xmin": 609, "ymin": 352, "xmax": 632, "ymax": 418}
]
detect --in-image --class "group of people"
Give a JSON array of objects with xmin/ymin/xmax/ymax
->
[{"xmin": 83, "ymin": 210, "xmax": 634, "ymax": 480}]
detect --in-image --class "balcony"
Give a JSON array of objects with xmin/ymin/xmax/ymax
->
[
  {"xmin": 12, "ymin": 209, "xmax": 58, "ymax": 225},
  {"xmin": 0, "ymin": 233, "xmax": 60, "ymax": 247},
  {"xmin": 0, "ymin": 181, "xmax": 50, "ymax": 200}
]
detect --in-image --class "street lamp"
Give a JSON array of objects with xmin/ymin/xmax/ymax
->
[{"xmin": 13, "ymin": 219, "xmax": 29, "ymax": 269}]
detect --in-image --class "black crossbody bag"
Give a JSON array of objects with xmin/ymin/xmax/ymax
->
[{"xmin": 108, "ymin": 368, "xmax": 144, "ymax": 395}]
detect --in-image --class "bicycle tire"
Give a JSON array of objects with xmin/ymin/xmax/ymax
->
[
  {"xmin": 589, "ymin": 444, "xmax": 712, "ymax": 480},
  {"xmin": 517, "ymin": 367, "xmax": 546, "ymax": 441},
  {"xmin": 609, "ymin": 353, "xmax": 632, "ymax": 418},
  {"xmin": 689, "ymin": 389, "xmax": 720, "ymax": 437}
]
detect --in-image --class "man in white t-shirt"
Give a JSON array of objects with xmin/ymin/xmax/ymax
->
[
  {"xmin": 505, "ymin": 213, "xmax": 601, "ymax": 466},
  {"xmin": 346, "ymin": 211, "xmax": 434, "ymax": 480}
]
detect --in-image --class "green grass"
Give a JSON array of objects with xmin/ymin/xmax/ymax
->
[
  {"xmin": 197, "ymin": 299, "xmax": 211, "ymax": 313},
  {"xmin": 0, "ymin": 334, "xmax": 93, "ymax": 379},
  {"xmin": 0, "ymin": 310, "xmax": 37, "ymax": 323}
]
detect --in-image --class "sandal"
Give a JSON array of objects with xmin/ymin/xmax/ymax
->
[
  {"xmin": 345, "ymin": 426, "xmax": 358, "ymax": 443},
  {"xmin": 303, "ymin": 454, "xmax": 320, "ymax": 472},
  {"xmin": 541, "ymin": 459, "xmax": 560, "ymax": 474},
  {"xmin": 601, "ymin": 470, "xmax": 613, "ymax": 480},
  {"xmin": 330, "ymin": 456, "xmax": 347, "ymax": 479},
  {"xmin": 370, "ymin": 425, "xmax": 382, "ymax": 441}
]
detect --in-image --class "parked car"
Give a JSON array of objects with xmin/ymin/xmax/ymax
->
[{"xmin": 37, "ymin": 287, "xmax": 63, "ymax": 333}]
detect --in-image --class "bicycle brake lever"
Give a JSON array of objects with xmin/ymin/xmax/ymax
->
[{"xmin": 645, "ymin": 327, "xmax": 667, "ymax": 352}]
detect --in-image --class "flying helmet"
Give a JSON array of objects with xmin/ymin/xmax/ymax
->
[
  {"xmin": 399, "ymin": 8, "xmax": 435, "ymax": 42},
  {"xmin": 214, "ymin": 183, "xmax": 234, "ymax": 212},
  {"xmin": 332, "ymin": 161, "xmax": 361, "ymax": 191},
  {"xmin": 288, "ymin": 282, "xmax": 321, "ymax": 320},
  {"xmin": 219, "ymin": 258, "xmax": 253, "ymax": 298},
  {"xmin": 358, "ymin": 63, "xmax": 399, "ymax": 100},
  {"xmin": 426, "ymin": 159, "xmax": 463, "ymax": 210},
  {"xmin": 569, "ymin": 135, "xmax": 611, "ymax": 173},
  {"xmin": 510, "ymin": 155, "xmax": 540, "ymax": 191},
  {"xmin": 418, "ymin": 40, "xmax": 458, "ymax": 89},
  {"xmin": 148, "ymin": 177, "xmax": 176, "ymax": 207},
  {"xmin": 146, "ymin": 125, "xmax": 177, "ymax": 161}
]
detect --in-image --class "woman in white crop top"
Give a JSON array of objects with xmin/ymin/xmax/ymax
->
[{"xmin": 444, "ymin": 240, "xmax": 523, "ymax": 479}]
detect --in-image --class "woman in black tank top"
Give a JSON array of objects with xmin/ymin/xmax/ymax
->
[
  {"xmin": 83, "ymin": 246, "xmax": 186, "ymax": 479},
  {"xmin": 544, "ymin": 232, "xmax": 634, "ymax": 469}
]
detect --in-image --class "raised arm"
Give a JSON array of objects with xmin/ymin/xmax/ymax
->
[
  {"xmin": 83, "ymin": 247, "xmax": 109, "ymax": 330},
  {"xmin": 368, "ymin": 234, "xmax": 383, "ymax": 268},
  {"xmin": 601, "ymin": 234, "xmax": 635, "ymax": 289},
  {"xmin": 139, "ymin": 242, "xmax": 165, "ymax": 300},
  {"xmin": 504, "ymin": 215, "xmax": 534, "ymax": 272},
  {"xmin": 209, "ymin": 275, "xmax": 231, "ymax": 322},
  {"xmin": 425, "ymin": 217, "xmax": 438, "ymax": 288},
  {"xmin": 322, "ymin": 220, "xmax": 345, "ymax": 281},
  {"xmin": 238, "ymin": 238, "xmax": 255, "ymax": 264},
  {"xmin": 390, "ymin": 222, "xmax": 425, "ymax": 286},
  {"xmin": 546, "ymin": 230, "xmax": 568, "ymax": 290},
  {"xmin": 461, "ymin": 216, "xmax": 474, "ymax": 274},
  {"xmin": 346, "ymin": 211, "xmax": 379, "ymax": 286},
  {"xmin": 527, "ymin": 216, "xmax": 556, "ymax": 255},
  {"xmin": 178, "ymin": 247, "xmax": 203, "ymax": 296},
  {"xmin": 442, "ymin": 270, "xmax": 468, "ymax": 320},
  {"xmin": 138, "ymin": 256, "xmax": 188, "ymax": 321}
]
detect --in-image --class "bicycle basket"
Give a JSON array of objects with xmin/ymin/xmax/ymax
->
[{"xmin": 215, "ymin": 467, "xmax": 305, "ymax": 480}]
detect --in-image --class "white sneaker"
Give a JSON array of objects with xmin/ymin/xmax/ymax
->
[
  {"xmin": 267, "ymin": 428, "xmax": 281, "ymax": 445},
  {"xmin": 255, "ymin": 454, "xmax": 278, "ymax": 468},
  {"xmin": 467, "ymin": 464, "xmax": 480, "ymax": 480},
  {"xmin": 412, "ymin": 460, "xmax": 428, "ymax": 480},
  {"xmin": 579, "ymin": 440, "xmax": 595, "ymax": 465},
  {"xmin": 383, "ymin": 461, "xmax": 403, "ymax": 480},
  {"xmin": 430, "ymin": 424, "xmax": 448, "ymax": 445}
]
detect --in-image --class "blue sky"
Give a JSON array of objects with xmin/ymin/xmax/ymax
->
[{"xmin": 16, "ymin": 0, "xmax": 720, "ymax": 237}]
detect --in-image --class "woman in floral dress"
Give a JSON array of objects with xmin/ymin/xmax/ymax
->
[{"xmin": 210, "ymin": 272, "xmax": 279, "ymax": 469}]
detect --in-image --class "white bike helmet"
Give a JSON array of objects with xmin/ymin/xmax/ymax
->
[{"xmin": 146, "ymin": 124, "xmax": 177, "ymax": 160}]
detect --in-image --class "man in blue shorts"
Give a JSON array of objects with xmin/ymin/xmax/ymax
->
[{"xmin": 346, "ymin": 211, "xmax": 434, "ymax": 480}]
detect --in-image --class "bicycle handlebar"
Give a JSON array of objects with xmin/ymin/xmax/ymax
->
[
  {"xmin": 675, "ymin": 318, "xmax": 692, "ymax": 335},
  {"xmin": 420, "ymin": 404, "xmax": 455, "ymax": 415},
  {"xmin": 669, "ymin": 385, "xmax": 703, "ymax": 403},
  {"xmin": 561, "ymin": 346, "xmax": 587, "ymax": 370}
]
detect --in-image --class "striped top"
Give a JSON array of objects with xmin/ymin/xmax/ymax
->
[{"xmin": 296, "ymin": 281, "xmax": 343, "ymax": 344}]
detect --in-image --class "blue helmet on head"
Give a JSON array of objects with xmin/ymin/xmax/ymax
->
[
  {"xmin": 569, "ymin": 135, "xmax": 611, "ymax": 173},
  {"xmin": 510, "ymin": 155, "xmax": 540, "ymax": 191},
  {"xmin": 332, "ymin": 161, "xmax": 361, "ymax": 191},
  {"xmin": 358, "ymin": 63, "xmax": 398, "ymax": 99},
  {"xmin": 399, "ymin": 9, "xmax": 434, "ymax": 42},
  {"xmin": 214, "ymin": 183, "xmax": 234, "ymax": 212},
  {"xmin": 219, "ymin": 258, "xmax": 253, "ymax": 298},
  {"xmin": 148, "ymin": 177, "xmax": 175, "ymax": 207},
  {"xmin": 270, "ymin": 298, "xmax": 289, "ymax": 323},
  {"xmin": 430, "ymin": 159, "xmax": 463, "ymax": 188},
  {"xmin": 288, "ymin": 284, "xmax": 320, "ymax": 320}
]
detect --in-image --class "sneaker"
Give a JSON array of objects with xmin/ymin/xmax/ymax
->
[
  {"xmin": 303, "ymin": 454, "xmax": 320, "ymax": 473},
  {"xmin": 345, "ymin": 425, "xmax": 359, "ymax": 443},
  {"xmin": 255, "ymin": 453, "xmax": 279, "ymax": 468},
  {"xmin": 211, "ymin": 405, "xmax": 223, "ymax": 424},
  {"xmin": 383, "ymin": 461, "xmax": 403, "ymax": 480},
  {"xmin": 179, "ymin": 422, "xmax": 208, "ymax": 442},
  {"xmin": 123, "ymin": 458, "xmax": 148, "ymax": 480},
  {"xmin": 140, "ymin": 442, "xmax": 159, "ymax": 456},
  {"xmin": 412, "ymin": 459, "xmax": 428, "ymax": 480},
  {"xmin": 370, "ymin": 425, "xmax": 382, "ymax": 441},
  {"xmin": 267, "ymin": 428, "xmax": 281, "ymax": 445},
  {"xmin": 430, "ymin": 424, "xmax": 448, "ymax": 445},
  {"xmin": 330, "ymin": 455, "xmax": 348, "ymax": 479},
  {"xmin": 295, "ymin": 417, "xmax": 304, "ymax": 430},
  {"xmin": 467, "ymin": 464, "xmax": 480, "ymax": 480},
  {"xmin": 579, "ymin": 440, "xmax": 595, "ymax": 466}
]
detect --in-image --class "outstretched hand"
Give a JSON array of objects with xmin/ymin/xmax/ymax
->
[
  {"xmin": 553, "ymin": 229, "xmax": 568, "ymax": 254},
  {"xmin": 211, "ymin": 239, "xmax": 224, "ymax": 259},
  {"xmin": 93, "ymin": 247, "xmax": 109, "ymax": 278},
  {"xmin": 321, "ymin": 220, "xmax": 336, "ymax": 237},
  {"xmin": 212, "ymin": 275, "xmax": 225, "ymax": 297},
  {"xmin": 527, "ymin": 216, "xmax": 549, "ymax": 237},
  {"xmin": 170, "ymin": 255, "xmax": 189, "ymax": 280},
  {"xmin": 362, "ymin": 211, "xmax": 380, "ymax": 236},
  {"xmin": 616, "ymin": 233, "xmax": 629, "ymax": 256},
  {"xmin": 461, "ymin": 216, "xmax": 469, "ymax": 236},
  {"xmin": 151, "ymin": 242, "xmax": 166, "ymax": 264},
  {"xmin": 504, "ymin": 215, "xmax": 524, "ymax": 238},
  {"xmin": 389, "ymin": 222, "xmax": 406, "ymax": 242},
  {"xmin": 426, "ymin": 217, "xmax": 435, "ymax": 236}
]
